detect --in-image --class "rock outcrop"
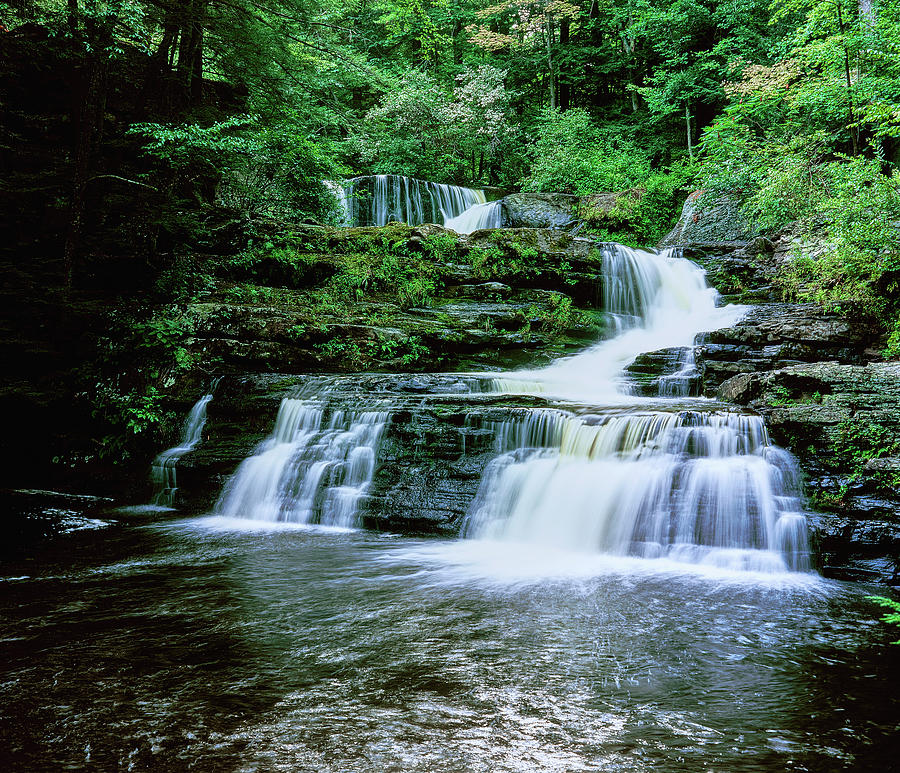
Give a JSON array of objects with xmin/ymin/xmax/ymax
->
[
  {"xmin": 659, "ymin": 191, "xmax": 756, "ymax": 248},
  {"xmin": 176, "ymin": 225, "xmax": 607, "ymax": 375},
  {"xmin": 696, "ymin": 303, "xmax": 880, "ymax": 394},
  {"xmin": 500, "ymin": 193, "xmax": 578, "ymax": 229},
  {"xmin": 718, "ymin": 362, "xmax": 900, "ymax": 581}
]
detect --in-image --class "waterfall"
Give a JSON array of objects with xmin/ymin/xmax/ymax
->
[
  {"xmin": 445, "ymin": 201, "xmax": 504, "ymax": 234},
  {"xmin": 214, "ymin": 398, "xmax": 389, "ymax": 526},
  {"xmin": 487, "ymin": 244, "xmax": 744, "ymax": 401},
  {"xmin": 327, "ymin": 175, "xmax": 489, "ymax": 228},
  {"xmin": 151, "ymin": 392, "xmax": 214, "ymax": 506},
  {"xmin": 463, "ymin": 411, "xmax": 810, "ymax": 572},
  {"xmin": 467, "ymin": 242, "xmax": 812, "ymax": 573}
]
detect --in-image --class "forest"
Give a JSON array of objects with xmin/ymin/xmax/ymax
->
[
  {"xmin": 1, "ymin": 0, "xmax": 899, "ymax": 487},
  {"xmin": 4, "ymin": 0, "xmax": 900, "ymax": 253}
]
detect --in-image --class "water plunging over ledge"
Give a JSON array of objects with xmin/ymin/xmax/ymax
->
[
  {"xmin": 151, "ymin": 391, "xmax": 214, "ymax": 506},
  {"xmin": 214, "ymin": 397, "xmax": 389, "ymax": 526},
  {"xmin": 327, "ymin": 174, "xmax": 493, "ymax": 229}
]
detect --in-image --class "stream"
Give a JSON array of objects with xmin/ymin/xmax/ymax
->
[{"xmin": 2, "ymin": 185, "xmax": 897, "ymax": 771}]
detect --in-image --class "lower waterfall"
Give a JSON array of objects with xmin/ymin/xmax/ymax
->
[
  {"xmin": 463, "ymin": 410, "xmax": 810, "ymax": 572},
  {"xmin": 214, "ymin": 397, "xmax": 389, "ymax": 526},
  {"xmin": 151, "ymin": 391, "xmax": 214, "ymax": 506}
]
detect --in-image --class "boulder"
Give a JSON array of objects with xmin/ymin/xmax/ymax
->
[
  {"xmin": 500, "ymin": 192, "xmax": 578, "ymax": 229},
  {"xmin": 659, "ymin": 191, "xmax": 756, "ymax": 248}
]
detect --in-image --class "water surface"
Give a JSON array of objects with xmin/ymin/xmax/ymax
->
[{"xmin": 1, "ymin": 516, "xmax": 896, "ymax": 772}]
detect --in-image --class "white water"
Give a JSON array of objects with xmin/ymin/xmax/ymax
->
[
  {"xmin": 488, "ymin": 244, "xmax": 744, "ymax": 402},
  {"xmin": 151, "ymin": 393, "xmax": 213, "ymax": 506},
  {"xmin": 466, "ymin": 242, "xmax": 812, "ymax": 573},
  {"xmin": 463, "ymin": 410, "xmax": 810, "ymax": 572},
  {"xmin": 328, "ymin": 174, "xmax": 489, "ymax": 228},
  {"xmin": 214, "ymin": 398, "xmax": 389, "ymax": 526},
  {"xmin": 207, "ymin": 233, "xmax": 811, "ymax": 573},
  {"xmin": 444, "ymin": 200, "xmax": 504, "ymax": 234}
]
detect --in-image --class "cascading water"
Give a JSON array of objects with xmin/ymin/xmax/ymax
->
[
  {"xmin": 215, "ymin": 397, "xmax": 389, "ymax": 526},
  {"xmin": 463, "ymin": 410, "xmax": 810, "ymax": 572},
  {"xmin": 468, "ymin": 242, "xmax": 813, "ymax": 573},
  {"xmin": 206, "ymin": 232, "xmax": 811, "ymax": 571},
  {"xmin": 151, "ymin": 392, "xmax": 214, "ymax": 506},
  {"xmin": 488, "ymin": 244, "xmax": 744, "ymax": 400},
  {"xmin": 444, "ymin": 200, "xmax": 504, "ymax": 234},
  {"xmin": 327, "ymin": 175, "xmax": 489, "ymax": 228}
]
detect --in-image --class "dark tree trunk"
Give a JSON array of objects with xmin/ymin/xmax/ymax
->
[
  {"xmin": 63, "ymin": 34, "xmax": 109, "ymax": 290},
  {"xmin": 559, "ymin": 18, "xmax": 570, "ymax": 110}
]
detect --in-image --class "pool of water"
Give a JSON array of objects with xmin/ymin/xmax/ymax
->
[{"xmin": 0, "ymin": 514, "xmax": 897, "ymax": 772}]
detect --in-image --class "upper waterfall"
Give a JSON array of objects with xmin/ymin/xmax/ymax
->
[{"xmin": 327, "ymin": 174, "xmax": 496, "ymax": 230}]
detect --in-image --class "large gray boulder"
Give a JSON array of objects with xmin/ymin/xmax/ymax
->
[
  {"xmin": 659, "ymin": 191, "xmax": 756, "ymax": 248},
  {"xmin": 501, "ymin": 192, "xmax": 578, "ymax": 229}
]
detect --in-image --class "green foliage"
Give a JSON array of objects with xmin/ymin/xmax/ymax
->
[
  {"xmin": 348, "ymin": 66, "xmax": 517, "ymax": 185},
  {"xmin": 130, "ymin": 118, "xmax": 347, "ymax": 223},
  {"xmin": 834, "ymin": 418, "xmax": 900, "ymax": 490},
  {"xmin": 867, "ymin": 596, "xmax": 900, "ymax": 644},
  {"xmin": 88, "ymin": 384, "xmax": 171, "ymax": 462},
  {"xmin": 523, "ymin": 108, "xmax": 653, "ymax": 195},
  {"xmin": 698, "ymin": 2, "xmax": 900, "ymax": 339},
  {"xmin": 581, "ymin": 164, "xmax": 696, "ymax": 247},
  {"xmin": 766, "ymin": 159, "xmax": 900, "ymax": 321},
  {"xmin": 522, "ymin": 294, "xmax": 595, "ymax": 337},
  {"xmin": 77, "ymin": 306, "xmax": 200, "ymax": 464},
  {"xmin": 469, "ymin": 236, "xmax": 547, "ymax": 281}
]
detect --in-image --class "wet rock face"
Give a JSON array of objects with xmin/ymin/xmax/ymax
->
[
  {"xmin": 168, "ymin": 373, "xmax": 553, "ymax": 534},
  {"xmin": 696, "ymin": 304, "xmax": 880, "ymax": 394}
]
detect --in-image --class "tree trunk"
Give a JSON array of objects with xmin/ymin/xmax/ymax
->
[
  {"xmin": 622, "ymin": 12, "xmax": 638, "ymax": 113},
  {"xmin": 836, "ymin": 1, "xmax": 859, "ymax": 156},
  {"xmin": 685, "ymin": 103, "xmax": 693, "ymax": 160},
  {"xmin": 63, "ymin": 35, "xmax": 109, "ymax": 290},
  {"xmin": 559, "ymin": 17, "xmax": 570, "ymax": 110},
  {"xmin": 452, "ymin": 20, "xmax": 462, "ymax": 65},
  {"xmin": 544, "ymin": 16, "xmax": 556, "ymax": 109}
]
